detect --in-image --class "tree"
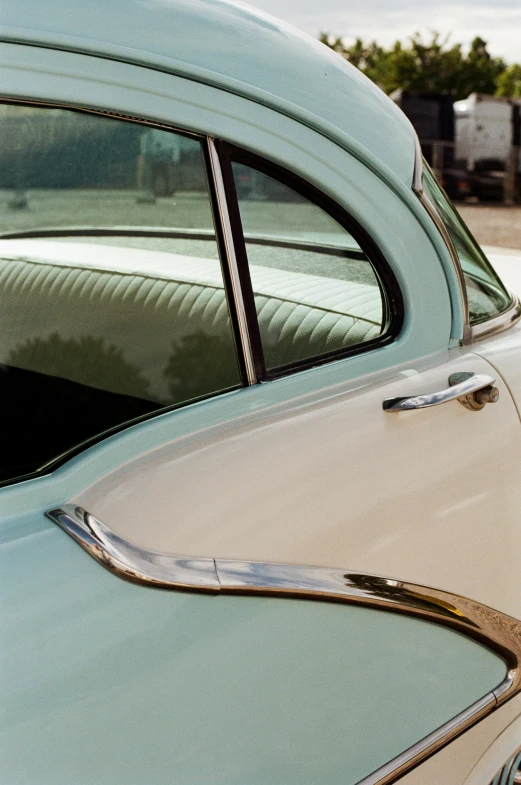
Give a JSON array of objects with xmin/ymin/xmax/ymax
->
[
  {"xmin": 496, "ymin": 64, "xmax": 521, "ymax": 98},
  {"xmin": 8, "ymin": 334, "xmax": 151, "ymax": 400},
  {"xmin": 464, "ymin": 37, "xmax": 506, "ymax": 96},
  {"xmin": 319, "ymin": 31, "xmax": 509, "ymax": 100}
]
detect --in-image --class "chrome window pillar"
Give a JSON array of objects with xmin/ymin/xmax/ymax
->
[{"xmin": 207, "ymin": 137, "xmax": 257, "ymax": 385}]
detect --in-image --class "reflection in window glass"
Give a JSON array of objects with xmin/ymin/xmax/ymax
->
[
  {"xmin": 422, "ymin": 166, "xmax": 512, "ymax": 324},
  {"xmin": 0, "ymin": 105, "xmax": 241, "ymax": 483},
  {"xmin": 232, "ymin": 162, "xmax": 385, "ymax": 371}
]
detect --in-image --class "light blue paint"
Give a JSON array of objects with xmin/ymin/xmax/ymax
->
[
  {"xmin": 0, "ymin": 511, "xmax": 507, "ymax": 785},
  {"xmin": 0, "ymin": 0, "xmax": 415, "ymax": 186},
  {"xmin": 0, "ymin": 42, "xmax": 466, "ymax": 342},
  {"xmin": 0, "ymin": 42, "xmax": 460, "ymax": 513},
  {"xmin": 0, "ymin": 8, "xmax": 509, "ymax": 780}
]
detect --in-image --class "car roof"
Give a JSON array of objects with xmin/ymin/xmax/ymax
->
[{"xmin": 0, "ymin": 0, "xmax": 415, "ymax": 186}]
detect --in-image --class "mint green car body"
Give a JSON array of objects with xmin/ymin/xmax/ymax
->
[
  {"xmin": 1, "ymin": 510, "xmax": 508, "ymax": 784},
  {"xmin": 0, "ymin": 1, "xmax": 519, "ymax": 783}
]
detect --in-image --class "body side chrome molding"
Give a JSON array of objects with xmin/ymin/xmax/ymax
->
[
  {"xmin": 207, "ymin": 136, "xmax": 257, "ymax": 385},
  {"xmin": 47, "ymin": 504, "xmax": 521, "ymax": 785},
  {"xmin": 360, "ymin": 695, "xmax": 495, "ymax": 785},
  {"xmin": 48, "ymin": 505, "xmax": 220, "ymax": 589}
]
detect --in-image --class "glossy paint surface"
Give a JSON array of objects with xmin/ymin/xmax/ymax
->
[
  {"xmin": 1, "ymin": 10, "xmax": 521, "ymax": 781},
  {"xmin": 0, "ymin": 511, "xmax": 507, "ymax": 785},
  {"xmin": 0, "ymin": 44, "xmax": 461, "ymax": 524},
  {"xmin": 0, "ymin": 0, "xmax": 415, "ymax": 185},
  {"xmin": 76, "ymin": 351, "xmax": 521, "ymax": 620},
  {"xmin": 0, "ymin": 43, "xmax": 467, "ymax": 340},
  {"xmin": 396, "ymin": 694, "xmax": 521, "ymax": 785},
  {"xmin": 0, "ymin": 39, "xmax": 519, "ymax": 627},
  {"xmin": 473, "ymin": 254, "xmax": 521, "ymax": 419}
]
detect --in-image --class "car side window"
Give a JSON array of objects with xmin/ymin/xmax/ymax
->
[
  {"xmin": 0, "ymin": 104, "xmax": 242, "ymax": 484},
  {"xmin": 422, "ymin": 165, "xmax": 512, "ymax": 324},
  {"xmin": 230, "ymin": 159, "xmax": 393, "ymax": 373}
]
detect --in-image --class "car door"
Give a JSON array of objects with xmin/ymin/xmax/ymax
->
[
  {"xmin": 1, "ymin": 47, "xmax": 520, "ymax": 785},
  {"xmin": 71, "ymin": 147, "xmax": 521, "ymax": 622}
]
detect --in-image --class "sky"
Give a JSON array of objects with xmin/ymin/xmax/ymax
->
[{"xmin": 245, "ymin": 0, "xmax": 521, "ymax": 63}]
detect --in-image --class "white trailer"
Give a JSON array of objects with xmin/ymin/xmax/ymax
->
[
  {"xmin": 454, "ymin": 93, "xmax": 519, "ymax": 171},
  {"xmin": 454, "ymin": 93, "xmax": 520, "ymax": 200}
]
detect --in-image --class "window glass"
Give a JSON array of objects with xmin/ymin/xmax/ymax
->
[
  {"xmin": 422, "ymin": 166, "xmax": 512, "ymax": 324},
  {"xmin": 0, "ymin": 104, "xmax": 241, "ymax": 483},
  {"xmin": 232, "ymin": 162, "xmax": 386, "ymax": 371}
]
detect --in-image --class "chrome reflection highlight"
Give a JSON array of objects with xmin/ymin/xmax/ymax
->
[
  {"xmin": 472, "ymin": 291, "xmax": 521, "ymax": 343},
  {"xmin": 47, "ymin": 504, "xmax": 521, "ymax": 785},
  {"xmin": 47, "ymin": 505, "xmax": 219, "ymax": 590},
  {"xmin": 412, "ymin": 132, "xmax": 424, "ymax": 195},
  {"xmin": 207, "ymin": 137, "xmax": 257, "ymax": 386},
  {"xmin": 361, "ymin": 695, "xmax": 494, "ymax": 785},
  {"xmin": 383, "ymin": 372, "xmax": 496, "ymax": 412}
]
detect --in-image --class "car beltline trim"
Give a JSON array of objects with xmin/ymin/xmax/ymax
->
[
  {"xmin": 46, "ymin": 503, "xmax": 521, "ymax": 785},
  {"xmin": 0, "ymin": 224, "xmax": 366, "ymax": 259}
]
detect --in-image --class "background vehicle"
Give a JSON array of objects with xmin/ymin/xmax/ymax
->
[{"xmin": 454, "ymin": 93, "xmax": 521, "ymax": 200}]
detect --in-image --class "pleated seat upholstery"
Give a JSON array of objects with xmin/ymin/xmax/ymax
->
[{"xmin": 0, "ymin": 239, "xmax": 382, "ymax": 404}]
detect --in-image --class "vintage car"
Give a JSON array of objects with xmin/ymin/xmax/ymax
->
[{"xmin": 1, "ymin": 1, "xmax": 520, "ymax": 783}]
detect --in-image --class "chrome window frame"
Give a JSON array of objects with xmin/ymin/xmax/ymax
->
[
  {"xmin": 412, "ymin": 133, "xmax": 521, "ymax": 345},
  {"xmin": 0, "ymin": 96, "xmax": 402, "ymax": 483},
  {"xmin": 0, "ymin": 97, "xmax": 404, "ymax": 389},
  {"xmin": 47, "ymin": 503, "xmax": 521, "ymax": 785},
  {"xmin": 0, "ymin": 96, "xmax": 257, "ymax": 384},
  {"xmin": 219, "ymin": 141, "xmax": 404, "ymax": 380},
  {"xmin": 0, "ymin": 98, "xmax": 262, "ymax": 487}
]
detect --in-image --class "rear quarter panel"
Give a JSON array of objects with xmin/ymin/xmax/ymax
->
[{"xmin": 0, "ymin": 509, "xmax": 509, "ymax": 785}]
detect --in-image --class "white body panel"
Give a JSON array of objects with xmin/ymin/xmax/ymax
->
[
  {"xmin": 455, "ymin": 94, "xmax": 515, "ymax": 171},
  {"xmin": 474, "ymin": 253, "xmax": 521, "ymax": 411},
  {"xmin": 76, "ymin": 348, "xmax": 521, "ymax": 620}
]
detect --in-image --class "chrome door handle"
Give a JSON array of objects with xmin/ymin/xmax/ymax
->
[{"xmin": 383, "ymin": 372, "xmax": 499, "ymax": 413}]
